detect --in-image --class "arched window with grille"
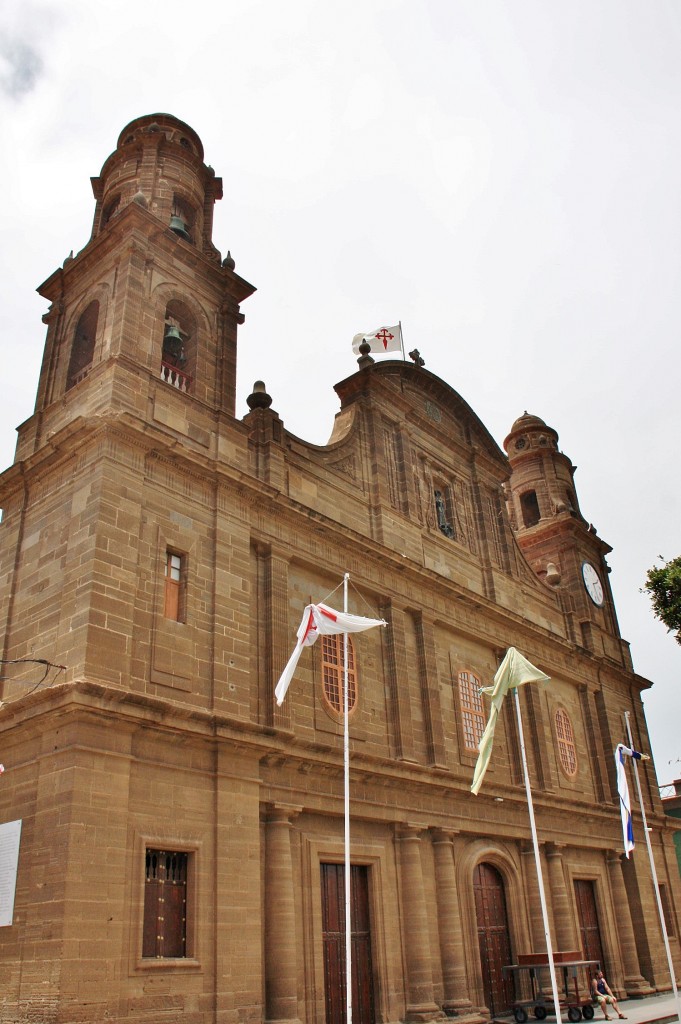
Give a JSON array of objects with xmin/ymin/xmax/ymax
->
[
  {"xmin": 321, "ymin": 633, "xmax": 357, "ymax": 714},
  {"xmin": 458, "ymin": 670, "xmax": 485, "ymax": 752},
  {"xmin": 555, "ymin": 707, "xmax": 578, "ymax": 777}
]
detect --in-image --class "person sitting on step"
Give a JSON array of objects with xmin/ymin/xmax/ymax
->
[{"xmin": 592, "ymin": 970, "xmax": 626, "ymax": 1021}]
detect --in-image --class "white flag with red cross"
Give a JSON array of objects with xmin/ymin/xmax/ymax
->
[
  {"xmin": 275, "ymin": 602, "xmax": 386, "ymax": 705},
  {"xmin": 352, "ymin": 324, "xmax": 402, "ymax": 355}
]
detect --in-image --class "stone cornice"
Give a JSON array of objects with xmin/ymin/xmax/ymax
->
[
  {"xmin": 37, "ymin": 202, "xmax": 255, "ymax": 305},
  {"xmin": 0, "ymin": 678, "xmax": 665, "ymax": 837}
]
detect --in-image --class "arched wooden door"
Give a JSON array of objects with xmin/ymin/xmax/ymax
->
[
  {"xmin": 474, "ymin": 862, "xmax": 515, "ymax": 1016},
  {"xmin": 321, "ymin": 863, "xmax": 375, "ymax": 1024},
  {"xmin": 574, "ymin": 879, "xmax": 606, "ymax": 973}
]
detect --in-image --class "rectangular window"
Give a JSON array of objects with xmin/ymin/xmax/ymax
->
[
  {"xmin": 143, "ymin": 849, "xmax": 188, "ymax": 958},
  {"xmin": 164, "ymin": 551, "xmax": 185, "ymax": 621}
]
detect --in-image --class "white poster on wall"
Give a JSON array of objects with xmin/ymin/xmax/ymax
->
[{"xmin": 0, "ymin": 820, "xmax": 22, "ymax": 927}]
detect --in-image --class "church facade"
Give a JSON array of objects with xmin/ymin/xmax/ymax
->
[{"xmin": 0, "ymin": 114, "xmax": 678, "ymax": 1024}]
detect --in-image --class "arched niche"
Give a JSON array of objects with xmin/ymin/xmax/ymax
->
[{"xmin": 66, "ymin": 300, "xmax": 100, "ymax": 391}]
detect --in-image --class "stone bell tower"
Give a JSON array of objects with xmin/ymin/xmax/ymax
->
[
  {"xmin": 1, "ymin": 114, "xmax": 257, "ymax": 697},
  {"xmin": 23, "ymin": 113, "xmax": 255, "ymax": 465},
  {"xmin": 504, "ymin": 412, "xmax": 630, "ymax": 665}
]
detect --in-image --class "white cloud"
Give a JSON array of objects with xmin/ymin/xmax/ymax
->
[{"xmin": 0, "ymin": 0, "xmax": 680, "ymax": 771}]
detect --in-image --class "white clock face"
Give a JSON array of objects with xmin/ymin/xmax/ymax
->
[{"xmin": 582, "ymin": 562, "xmax": 604, "ymax": 607}]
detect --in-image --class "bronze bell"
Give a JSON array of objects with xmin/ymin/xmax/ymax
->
[
  {"xmin": 169, "ymin": 215, "xmax": 190, "ymax": 241},
  {"xmin": 163, "ymin": 325, "xmax": 187, "ymax": 367}
]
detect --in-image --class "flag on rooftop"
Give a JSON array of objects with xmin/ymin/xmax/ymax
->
[
  {"xmin": 275, "ymin": 602, "xmax": 386, "ymax": 705},
  {"xmin": 615, "ymin": 743, "xmax": 645, "ymax": 857},
  {"xmin": 471, "ymin": 647, "xmax": 550, "ymax": 795},
  {"xmin": 352, "ymin": 324, "xmax": 402, "ymax": 355}
]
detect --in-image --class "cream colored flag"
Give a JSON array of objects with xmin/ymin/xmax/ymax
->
[{"xmin": 471, "ymin": 647, "xmax": 550, "ymax": 795}]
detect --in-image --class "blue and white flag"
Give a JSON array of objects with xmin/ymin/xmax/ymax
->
[{"xmin": 615, "ymin": 743, "xmax": 643, "ymax": 857}]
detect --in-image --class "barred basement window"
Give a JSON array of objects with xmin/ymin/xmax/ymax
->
[
  {"xmin": 143, "ymin": 849, "xmax": 188, "ymax": 958},
  {"xmin": 164, "ymin": 551, "xmax": 186, "ymax": 621},
  {"xmin": 458, "ymin": 670, "xmax": 485, "ymax": 752},
  {"xmin": 321, "ymin": 634, "xmax": 357, "ymax": 714},
  {"xmin": 555, "ymin": 708, "xmax": 578, "ymax": 777}
]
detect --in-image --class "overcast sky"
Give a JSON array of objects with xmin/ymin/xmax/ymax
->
[{"xmin": 1, "ymin": 0, "xmax": 679, "ymax": 781}]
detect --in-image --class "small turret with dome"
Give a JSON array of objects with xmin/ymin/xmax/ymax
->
[
  {"xmin": 503, "ymin": 411, "xmax": 583, "ymax": 530},
  {"xmin": 504, "ymin": 412, "xmax": 628, "ymax": 661},
  {"xmin": 91, "ymin": 113, "xmax": 223, "ymax": 260}
]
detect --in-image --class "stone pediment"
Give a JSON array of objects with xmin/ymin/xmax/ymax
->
[{"xmin": 334, "ymin": 360, "xmax": 508, "ymax": 475}]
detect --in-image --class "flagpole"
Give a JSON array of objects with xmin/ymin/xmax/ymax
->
[
  {"xmin": 399, "ymin": 320, "xmax": 406, "ymax": 362},
  {"xmin": 343, "ymin": 572, "xmax": 352, "ymax": 1024},
  {"xmin": 624, "ymin": 712, "xmax": 681, "ymax": 1019},
  {"xmin": 513, "ymin": 687, "xmax": 563, "ymax": 1024}
]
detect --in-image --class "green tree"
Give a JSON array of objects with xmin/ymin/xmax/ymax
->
[{"xmin": 644, "ymin": 556, "xmax": 681, "ymax": 645}]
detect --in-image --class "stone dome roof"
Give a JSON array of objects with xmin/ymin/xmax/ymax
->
[{"xmin": 510, "ymin": 411, "xmax": 547, "ymax": 434}]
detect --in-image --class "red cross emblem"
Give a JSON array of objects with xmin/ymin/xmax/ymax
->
[{"xmin": 375, "ymin": 329, "xmax": 394, "ymax": 349}]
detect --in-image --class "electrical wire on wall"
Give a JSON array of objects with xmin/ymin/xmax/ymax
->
[
  {"xmin": 0, "ymin": 658, "xmax": 67, "ymax": 701},
  {"xmin": 0, "ymin": 659, "xmax": 67, "ymax": 776}
]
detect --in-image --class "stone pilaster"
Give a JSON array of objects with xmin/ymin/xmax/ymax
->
[
  {"xmin": 396, "ymin": 824, "xmax": 443, "ymax": 1021},
  {"xmin": 414, "ymin": 613, "xmax": 448, "ymax": 768},
  {"xmin": 265, "ymin": 805, "xmax": 302, "ymax": 1024},
  {"xmin": 545, "ymin": 844, "xmax": 578, "ymax": 952},
  {"xmin": 381, "ymin": 602, "xmax": 417, "ymax": 761},
  {"xmin": 260, "ymin": 548, "xmax": 290, "ymax": 730},
  {"xmin": 606, "ymin": 851, "xmax": 652, "ymax": 996},
  {"xmin": 431, "ymin": 830, "xmax": 472, "ymax": 1014},
  {"xmin": 521, "ymin": 842, "xmax": 548, "ymax": 954}
]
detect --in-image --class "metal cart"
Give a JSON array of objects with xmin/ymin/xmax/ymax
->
[{"xmin": 502, "ymin": 956, "xmax": 600, "ymax": 1023}]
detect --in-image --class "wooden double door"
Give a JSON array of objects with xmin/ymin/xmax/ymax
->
[{"xmin": 321, "ymin": 863, "xmax": 375, "ymax": 1024}]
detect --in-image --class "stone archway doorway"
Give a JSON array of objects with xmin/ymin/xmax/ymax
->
[{"xmin": 474, "ymin": 861, "xmax": 516, "ymax": 1016}]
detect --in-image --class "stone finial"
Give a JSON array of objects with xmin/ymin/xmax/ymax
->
[
  {"xmin": 222, "ymin": 250, "xmax": 236, "ymax": 270},
  {"xmin": 409, "ymin": 348, "xmax": 425, "ymax": 367},
  {"xmin": 247, "ymin": 380, "xmax": 272, "ymax": 410},
  {"xmin": 357, "ymin": 339, "xmax": 374, "ymax": 370}
]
